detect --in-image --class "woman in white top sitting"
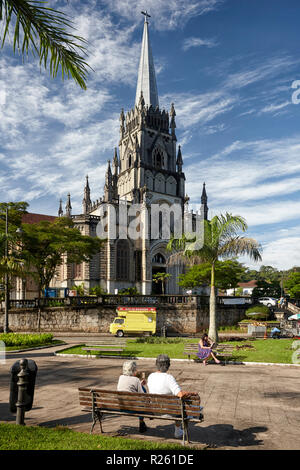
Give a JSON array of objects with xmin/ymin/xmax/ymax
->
[
  {"xmin": 117, "ymin": 360, "xmax": 147, "ymax": 433},
  {"xmin": 147, "ymin": 354, "xmax": 199, "ymax": 439}
]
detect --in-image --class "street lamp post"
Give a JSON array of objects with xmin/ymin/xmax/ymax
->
[{"xmin": 4, "ymin": 207, "xmax": 9, "ymax": 334}]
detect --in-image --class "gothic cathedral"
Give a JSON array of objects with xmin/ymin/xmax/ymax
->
[{"xmin": 55, "ymin": 14, "xmax": 208, "ymax": 295}]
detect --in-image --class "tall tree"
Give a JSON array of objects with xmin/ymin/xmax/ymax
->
[
  {"xmin": 20, "ymin": 217, "xmax": 103, "ymax": 296},
  {"xmin": 167, "ymin": 213, "xmax": 262, "ymax": 342},
  {"xmin": 0, "ymin": 0, "xmax": 89, "ymax": 88},
  {"xmin": 284, "ymin": 272, "xmax": 300, "ymax": 299},
  {"xmin": 178, "ymin": 259, "xmax": 246, "ymax": 292},
  {"xmin": 0, "ymin": 202, "xmax": 28, "ymax": 333}
]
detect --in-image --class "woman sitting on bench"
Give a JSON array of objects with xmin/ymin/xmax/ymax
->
[
  {"xmin": 197, "ymin": 333, "xmax": 222, "ymax": 366},
  {"xmin": 117, "ymin": 360, "xmax": 147, "ymax": 433}
]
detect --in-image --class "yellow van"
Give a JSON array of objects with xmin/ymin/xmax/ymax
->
[{"xmin": 109, "ymin": 307, "xmax": 156, "ymax": 337}]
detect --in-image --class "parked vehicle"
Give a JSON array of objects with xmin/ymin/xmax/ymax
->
[
  {"xmin": 109, "ymin": 307, "xmax": 156, "ymax": 337},
  {"xmin": 258, "ymin": 297, "xmax": 278, "ymax": 307}
]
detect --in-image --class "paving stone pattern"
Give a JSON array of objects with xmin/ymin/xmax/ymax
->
[{"xmin": 0, "ymin": 339, "xmax": 299, "ymax": 450}]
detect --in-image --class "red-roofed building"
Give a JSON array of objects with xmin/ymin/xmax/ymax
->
[
  {"xmin": 22, "ymin": 213, "xmax": 57, "ymax": 224},
  {"xmin": 226, "ymin": 280, "xmax": 257, "ymax": 296}
]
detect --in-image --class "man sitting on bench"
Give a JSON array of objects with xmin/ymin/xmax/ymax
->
[{"xmin": 147, "ymin": 354, "xmax": 199, "ymax": 439}]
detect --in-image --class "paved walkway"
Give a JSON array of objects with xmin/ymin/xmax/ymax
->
[{"xmin": 0, "ymin": 338, "xmax": 300, "ymax": 450}]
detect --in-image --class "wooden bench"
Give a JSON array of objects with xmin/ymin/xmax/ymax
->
[
  {"xmin": 78, "ymin": 387, "xmax": 203, "ymax": 445},
  {"xmin": 183, "ymin": 343, "xmax": 235, "ymax": 363},
  {"xmin": 82, "ymin": 338, "xmax": 127, "ymax": 356}
]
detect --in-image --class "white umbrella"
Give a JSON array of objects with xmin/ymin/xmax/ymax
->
[{"xmin": 288, "ymin": 314, "xmax": 300, "ymax": 321}]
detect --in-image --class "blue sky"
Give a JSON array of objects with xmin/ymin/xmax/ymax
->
[{"xmin": 1, "ymin": 0, "xmax": 300, "ymax": 270}]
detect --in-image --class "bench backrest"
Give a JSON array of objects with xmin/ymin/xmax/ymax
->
[
  {"xmin": 84, "ymin": 339, "xmax": 127, "ymax": 346},
  {"xmin": 184, "ymin": 343, "xmax": 234, "ymax": 350},
  {"xmin": 78, "ymin": 388, "xmax": 200, "ymax": 418}
]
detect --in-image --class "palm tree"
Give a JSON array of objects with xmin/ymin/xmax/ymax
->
[
  {"xmin": 1, "ymin": 0, "xmax": 89, "ymax": 88},
  {"xmin": 152, "ymin": 272, "xmax": 172, "ymax": 295},
  {"xmin": 167, "ymin": 213, "xmax": 262, "ymax": 342}
]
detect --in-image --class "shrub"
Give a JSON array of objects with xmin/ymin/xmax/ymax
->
[
  {"xmin": 0, "ymin": 333, "xmax": 53, "ymax": 347},
  {"xmin": 135, "ymin": 337, "xmax": 183, "ymax": 344},
  {"xmin": 245, "ymin": 304, "xmax": 270, "ymax": 320},
  {"xmin": 89, "ymin": 286, "xmax": 107, "ymax": 296},
  {"xmin": 118, "ymin": 287, "xmax": 140, "ymax": 295}
]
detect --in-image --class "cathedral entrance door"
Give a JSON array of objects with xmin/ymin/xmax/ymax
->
[{"xmin": 152, "ymin": 267, "xmax": 166, "ymax": 295}]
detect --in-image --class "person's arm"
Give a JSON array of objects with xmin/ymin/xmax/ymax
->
[
  {"xmin": 177, "ymin": 391, "xmax": 199, "ymax": 398},
  {"xmin": 199, "ymin": 339, "xmax": 211, "ymax": 349}
]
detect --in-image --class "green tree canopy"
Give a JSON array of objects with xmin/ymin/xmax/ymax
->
[
  {"xmin": 1, "ymin": 0, "xmax": 90, "ymax": 88},
  {"xmin": 257, "ymin": 265, "xmax": 281, "ymax": 283},
  {"xmin": 251, "ymin": 279, "xmax": 281, "ymax": 298},
  {"xmin": 0, "ymin": 202, "xmax": 28, "ymax": 277},
  {"xmin": 20, "ymin": 217, "xmax": 103, "ymax": 295},
  {"xmin": 284, "ymin": 272, "xmax": 300, "ymax": 299},
  {"xmin": 178, "ymin": 260, "xmax": 246, "ymax": 291}
]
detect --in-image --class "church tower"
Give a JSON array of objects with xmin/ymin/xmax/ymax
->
[
  {"xmin": 117, "ymin": 12, "xmax": 185, "ymax": 208},
  {"xmin": 58, "ymin": 12, "xmax": 208, "ymax": 296}
]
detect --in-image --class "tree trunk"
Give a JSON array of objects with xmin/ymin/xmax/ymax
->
[
  {"xmin": 208, "ymin": 263, "xmax": 218, "ymax": 343},
  {"xmin": 37, "ymin": 283, "xmax": 42, "ymax": 332}
]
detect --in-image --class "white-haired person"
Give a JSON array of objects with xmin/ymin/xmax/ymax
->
[
  {"xmin": 117, "ymin": 360, "xmax": 147, "ymax": 433},
  {"xmin": 147, "ymin": 354, "xmax": 199, "ymax": 439}
]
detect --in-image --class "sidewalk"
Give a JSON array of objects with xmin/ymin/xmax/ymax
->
[{"xmin": 0, "ymin": 342, "xmax": 300, "ymax": 450}]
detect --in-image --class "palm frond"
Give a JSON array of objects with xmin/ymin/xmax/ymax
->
[
  {"xmin": 0, "ymin": 255, "xmax": 25, "ymax": 276},
  {"xmin": 0, "ymin": 0, "xmax": 90, "ymax": 89},
  {"xmin": 219, "ymin": 236, "xmax": 262, "ymax": 261}
]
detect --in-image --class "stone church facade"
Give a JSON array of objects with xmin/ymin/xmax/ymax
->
[{"xmin": 53, "ymin": 15, "xmax": 208, "ymax": 295}]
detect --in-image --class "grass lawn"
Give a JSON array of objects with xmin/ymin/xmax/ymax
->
[
  {"xmin": 0, "ymin": 423, "xmax": 191, "ymax": 450},
  {"xmin": 57, "ymin": 338, "xmax": 296, "ymax": 364},
  {"xmin": 4, "ymin": 340, "xmax": 64, "ymax": 351}
]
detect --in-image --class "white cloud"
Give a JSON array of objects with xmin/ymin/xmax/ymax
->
[
  {"xmin": 259, "ymin": 101, "xmax": 290, "ymax": 114},
  {"xmin": 103, "ymin": 0, "xmax": 224, "ymax": 31},
  {"xmin": 244, "ymin": 236, "xmax": 300, "ymax": 271},
  {"xmin": 182, "ymin": 37, "xmax": 218, "ymax": 51},
  {"xmin": 161, "ymin": 91, "xmax": 236, "ymax": 129},
  {"xmin": 185, "ymin": 135, "xmax": 300, "ymax": 225},
  {"xmin": 223, "ymin": 56, "xmax": 299, "ymax": 90}
]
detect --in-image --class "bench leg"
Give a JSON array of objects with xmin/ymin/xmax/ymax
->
[
  {"xmin": 90, "ymin": 410, "xmax": 103, "ymax": 434},
  {"xmin": 182, "ymin": 419, "xmax": 189, "ymax": 445}
]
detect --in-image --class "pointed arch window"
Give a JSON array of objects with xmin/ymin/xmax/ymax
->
[
  {"xmin": 153, "ymin": 148, "xmax": 164, "ymax": 169},
  {"xmin": 116, "ymin": 240, "xmax": 130, "ymax": 280},
  {"xmin": 152, "ymin": 253, "xmax": 166, "ymax": 264}
]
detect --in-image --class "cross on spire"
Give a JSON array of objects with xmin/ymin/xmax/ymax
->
[{"xmin": 141, "ymin": 10, "xmax": 151, "ymax": 22}]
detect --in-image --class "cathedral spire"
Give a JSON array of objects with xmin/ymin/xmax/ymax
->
[
  {"xmin": 176, "ymin": 145, "xmax": 183, "ymax": 173},
  {"xmin": 58, "ymin": 199, "xmax": 63, "ymax": 217},
  {"xmin": 135, "ymin": 11, "xmax": 159, "ymax": 109},
  {"xmin": 113, "ymin": 148, "xmax": 119, "ymax": 176},
  {"xmin": 104, "ymin": 160, "xmax": 113, "ymax": 202},
  {"xmin": 65, "ymin": 193, "xmax": 72, "ymax": 218},
  {"xmin": 82, "ymin": 175, "xmax": 92, "ymax": 214},
  {"xmin": 201, "ymin": 183, "xmax": 208, "ymax": 220}
]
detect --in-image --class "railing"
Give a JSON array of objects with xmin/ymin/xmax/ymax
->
[
  {"xmin": 2, "ymin": 295, "xmax": 254, "ymax": 310},
  {"xmin": 287, "ymin": 302, "xmax": 300, "ymax": 315},
  {"xmin": 9, "ymin": 299, "xmax": 38, "ymax": 309}
]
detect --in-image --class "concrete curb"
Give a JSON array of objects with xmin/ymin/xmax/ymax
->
[{"xmin": 54, "ymin": 351, "xmax": 300, "ymax": 367}]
